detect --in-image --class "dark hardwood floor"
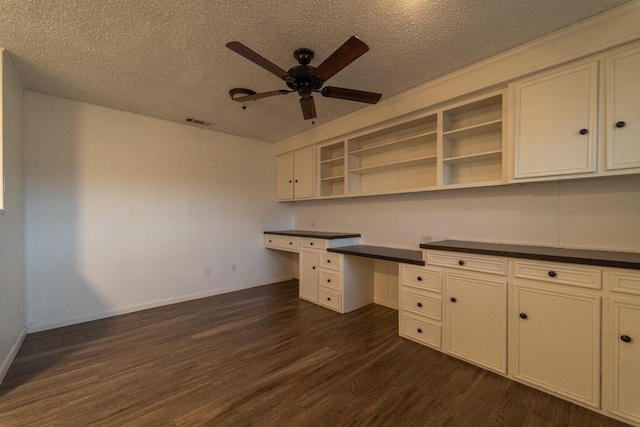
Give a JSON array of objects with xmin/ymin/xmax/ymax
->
[{"xmin": 0, "ymin": 280, "xmax": 629, "ymax": 426}]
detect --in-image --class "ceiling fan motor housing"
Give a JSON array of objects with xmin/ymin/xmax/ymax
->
[{"xmin": 286, "ymin": 48, "xmax": 324, "ymax": 98}]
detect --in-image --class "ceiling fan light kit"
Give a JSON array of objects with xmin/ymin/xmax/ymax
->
[{"xmin": 226, "ymin": 36, "xmax": 382, "ymax": 120}]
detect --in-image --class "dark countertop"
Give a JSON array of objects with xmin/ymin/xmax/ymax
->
[
  {"xmin": 420, "ymin": 240, "xmax": 640, "ymax": 270},
  {"xmin": 328, "ymin": 245, "xmax": 425, "ymax": 266},
  {"xmin": 264, "ymin": 230, "xmax": 361, "ymax": 239}
]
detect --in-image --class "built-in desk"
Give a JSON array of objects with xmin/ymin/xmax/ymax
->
[{"xmin": 328, "ymin": 245, "xmax": 424, "ymax": 266}]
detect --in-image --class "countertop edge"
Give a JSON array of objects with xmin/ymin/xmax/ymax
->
[{"xmin": 264, "ymin": 230, "xmax": 361, "ymax": 239}]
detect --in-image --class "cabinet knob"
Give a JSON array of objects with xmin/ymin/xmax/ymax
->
[
  {"xmin": 417, "ymin": 302, "xmax": 423, "ymax": 308},
  {"xmin": 520, "ymin": 313, "xmax": 528, "ymax": 319},
  {"xmin": 450, "ymin": 297, "xmax": 457, "ymax": 303},
  {"xmin": 458, "ymin": 260, "xmax": 465, "ymax": 266},
  {"xmin": 295, "ymin": 179, "xmax": 298, "ymax": 183},
  {"xmin": 312, "ymin": 266, "xmax": 316, "ymax": 270},
  {"xmin": 616, "ymin": 121, "xmax": 626, "ymax": 128},
  {"xmin": 327, "ymin": 279, "xmax": 331, "ymax": 283},
  {"xmin": 621, "ymin": 335, "xmax": 632, "ymax": 343},
  {"xmin": 417, "ymin": 328, "xmax": 423, "ymax": 334},
  {"xmin": 268, "ymin": 240, "xmax": 272, "ymax": 243},
  {"xmin": 327, "ymin": 260, "xmax": 331, "ymax": 263},
  {"xmin": 310, "ymin": 242, "xmax": 313, "ymax": 246},
  {"xmin": 579, "ymin": 128, "xmax": 588, "ymax": 135},
  {"xmin": 288, "ymin": 180, "xmax": 292, "ymax": 183},
  {"xmin": 289, "ymin": 242, "xmax": 293, "ymax": 245},
  {"xmin": 417, "ymin": 276, "xmax": 423, "ymax": 282},
  {"xmin": 327, "ymin": 297, "xmax": 331, "ymax": 301},
  {"xmin": 548, "ymin": 271, "xmax": 557, "ymax": 278}
]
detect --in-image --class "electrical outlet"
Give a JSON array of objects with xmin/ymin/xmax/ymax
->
[
  {"xmin": 423, "ymin": 235, "xmax": 433, "ymax": 243},
  {"xmin": 205, "ymin": 268, "xmax": 211, "ymax": 277},
  {"xmin": 232, "ymin": 264, "xmax": 237, "ymax": 273}
]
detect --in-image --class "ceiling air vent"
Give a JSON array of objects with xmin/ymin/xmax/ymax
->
[{"xmin": 185, "ymin": 117, "xmax": 211, "ymax": 127}]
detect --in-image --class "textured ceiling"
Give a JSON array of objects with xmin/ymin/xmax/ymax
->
[{"xmin": 0, "ymin": 0, "xmax": 631, "ymax": 143}]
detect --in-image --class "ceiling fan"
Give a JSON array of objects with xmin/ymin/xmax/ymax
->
[{"xmin": 226, "ymin": 36, "xmax": 382, "ymax": 120}]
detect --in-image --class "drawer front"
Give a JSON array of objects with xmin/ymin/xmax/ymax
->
[
  {"xmin": 402, "ymin": 289, "xmax": 442, "ymax": 321},
  {"xmin": 320, "ymin": 252, "xmax": 343, "ymax": 271},
  {"xmin": 401, "ymin": 315, "xmax": 441, "ymax": 349},
  {"xmin": 402, "ymin": 265, "xmax": 442, "ymax": 293},
  {"xmin": 610, "ymin": 269, "xmax": 640, "ymax": 296},
  {"xmin": 514, "ymin": 260, "xmax": 602, "ymax": 290},
  {"xmin": 299, "ymin": 238, "xmax": 327, "ymax": 250},
  {"xmin": 319, "ymin": 270, "xmax": 342, "ymax": 291},
  {"xmin": 264, "ymin": 234, "xmax": 299, "ymax": 251},
  {"xmin": 318, "ymin": 287, "xmax": 342, "ymax": 312},
  {"xmin": 427, "ymin": 250, "xmax": 507, "ymax": 276}
]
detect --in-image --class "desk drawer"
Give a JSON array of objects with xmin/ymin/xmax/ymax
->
[
  {"xmin": 610, "ymin": 269, "xmax": 640, "ymax": 296},
  {"xmin": 264, "ymin": 234, "xmax": 299, "ymax": 251},
  {"xmin": 514, "ymin": 260, "xmax": 602, "ymax": 290},
  {"xmin": 401, "ymin": 314, "xmax": 441, "ymax": 349},
  {"xmin": 318, "ymin": 287, "xmax": 342, "ymax": 312},
  {"xmin": 299, "ymin": 238, "xmax": 327, "ymax": 250},
  {"xmin": 319, "ymin": 270, "xmax": 342, "ymax": 291},
  {"xmin": 427, "ymin": 250, "xmax": 507, "ymax": 276},
  {"xmin": 402, "ymin": 289, "xmax": 442, "ymax": 321},
  {"xmin": 402, "ymin": 265, "xmax": 442, "ymax": 293},
  {"xmin": 320, "ymin": 252, "xmax": 342, "ymax": 271}
]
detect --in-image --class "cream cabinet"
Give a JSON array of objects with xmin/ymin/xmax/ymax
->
[
  {"xmin": 511, "ymin": 281, "xmax": 601, "ymax": 408},
  {"xmin": 609, "ymin": 298, "xmax": 640, "ymax": 424},
  {"xmin": 512, "ymin": 61, "xmax": 598, "ymax": 179},
  {"xmin": 399, "ymin": 264, "xmax": 443, "ymax": 349},
  {"xmin": 446, "ymin": 273, "xmax": 507, "ymax": 374},
  {"xmin": 276, "ymin": 146, "xmax": 314, "ymax": 200},
  {"xmin": 606, "ymin": 45, "xmax": 640, "ymax": 171},
  {"xmin": 299, "ymin": 249, "xmax": 319, "ymax": 303}
]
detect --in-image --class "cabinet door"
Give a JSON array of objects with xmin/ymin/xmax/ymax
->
[
  {"xmin": 609, "ymin": 299, "xmax": 640, "ymax": 424},
  {"xmin": 276, "ymin": 152, "xmax": 294, "ymax": 200},
  {"xmin": 293, "ymin": 146, "xmax": 315, "ymax": 199},
  {"xmin": 512, "ymin": 284, "xmax": 601, "ymax": 407},
  {"xmin": 299, "ymin": 250, "xmax": 318, "ymax": 302},
  {"xmin": 445, "ymin": 274, "xmax": 507, "ymax": 374},
  {"xmin": 606, "ymin": 46, "xmax": 640, "ymax": 171},
  {"xmin": 513, "ymin": 62, "xmax": 598, "ymax": 179}
]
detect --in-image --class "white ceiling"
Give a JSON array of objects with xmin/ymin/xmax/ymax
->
[{"xmin": 0, "ymin": 0, "xmax": 631, "ymax": 143}]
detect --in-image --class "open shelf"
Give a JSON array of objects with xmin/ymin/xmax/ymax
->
[
  {"xmin": 349, "ymin": 156, "xmax": 437, "ymax": 175},
  {"xmin": 443, "ymin": 150, "xmax": 503, "ymax": 165},
  {"xmin": 321, "ymin": 175, "xmax": 345, "ymax": 182},
  {"xmin": 443, "ymin": 120, "xmax": 502, "ymax": 140},
  {"xmin": 321, "ymin": 156, "xmax": 345, "ymax": 166},
  {"xmin": 350, "ymin": 131, "xmax": 436, "ymax": 157}
]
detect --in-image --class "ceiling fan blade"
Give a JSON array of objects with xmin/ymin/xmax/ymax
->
[
  {"xmin": 321, "ymin": 86, "xmax": 382, "ymax": 104},
  {"xmin": 314, "ymin": 36, "xmax": 369, "ymax": 81},
  {"xmin": 226, "ymin": 41, "xmax": 290, "ymax": 79},
  {"xmin": 232, "ymin": 90, "xmax": 290, "ymax": 102},
  {"xmin": 300, "ymin": 96, "xmax": 317, "ymax": 120}
]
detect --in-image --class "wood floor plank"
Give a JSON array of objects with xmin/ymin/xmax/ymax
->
[{"xmin": 0, "ymin": 280, "xmax": 630, "ymax": 426}]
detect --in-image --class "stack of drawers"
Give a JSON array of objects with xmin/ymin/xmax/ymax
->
[
  {"xmin": 399, "ymin": 265, "xmax": 443, "ymax": 349},
  {"xmin": 318, "ymin": 252, "xmax": 344, "ymax": 312}
]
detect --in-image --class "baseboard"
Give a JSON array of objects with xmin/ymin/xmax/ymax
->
[
  {"xmin": 27, "ymin": 275, "xmax": 297, "ymax": 333},
  {"xmin": 374, "ymin": 297, "xmax": 399, "ymax": 310},
  {"xmin": 0, "ymin": 327, "xmax": 27, "ymax": 386}
]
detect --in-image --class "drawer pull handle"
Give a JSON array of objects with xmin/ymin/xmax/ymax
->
[
  {"xmin": 327, "ymin": 260, "xmax": 331, "ymax": 263},
  {"xmin": 310, "ymin": 242, "xmax": 313, "ymax": 245},
  {"xmin": 450, "ymin": 297, "xmax": 457, "ymax": 303},
  {"xmin": 289, "ymin": 242, "xmax": 293, "ymax": 245},
  {"xmin": 327, "ymin": 279, "xmax": 331, "ymax": 283},
  {"xmin": 268, "ymin": 240, "xmax": 272, "ymax": 243},
  {"xmin": 579, "ymin": 128, "xmax": 588, "ymax": 135},
  {"xmin": 548, "ymin": 271, "xmax": 557, "ymax": 278},
  {"xmin": 417, "ymin": 302, "xmax": 423, "ymax": 308},
  {"xmin": 520, "ymin": 313, "xmax": 528, "ymax": 320},
  {"xmin": 458, "ymin": 260, "xmax": 465, "ymax": 266},
  {"xmin": 327, "ymin": 297, "xmax": 331, "ymax": 301},
  {"xmin": 616, "ymin": 121, "xmax": 626, "ymax": 128},
  {"xmin": 417, "ymin": 276, "xmax": 423, "ymax": 282},
  {"xmin": 621, "ymin": 335, "xmax": 632, "ymax": 343},
  {"xmin": 417, "ymin": 328, "xmax": 423, "ymax": 334}
]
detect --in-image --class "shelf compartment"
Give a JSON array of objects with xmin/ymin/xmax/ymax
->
[
  {"xmin": 443, "ymin": 120, "xmax": 502, "ymax": 140},
  {"xmin": 443, "ymin": 150, "xmax": 503, "ymax": 165},
  {"xmin": 349, "ymin": 115, "xmax": 437, "ymax": 152},
  {"xmin": 442, "ymin": 94, "xmax": 502, "ymax": 133},
  {"xmin": 321, "ymin": 179, "xmax": 345, "ymax": 197},
  {"xmin": 353, "ymin": 162, "xmax": 438, "ymax": 195},
  {"xmin": 320, "ymin": 142, "xmax": 345, "ymax": 162},
  {"xmin": 349, "ymin": 131, "xmax": 436, "ymax": 156},
  {"xmin": 443, "ymin": 155, "xmax": 503, "ymax": 186},
  {"xmin": 349, "ymin": 156, "xmax": 437, "ymax": 175},
  {"xmin": 321, "ymin": 156, "xmax": 345, "ymax": 166},
  {"xmin": 321, "ymin": 175, "xmax": 345, "ymax": 182}
]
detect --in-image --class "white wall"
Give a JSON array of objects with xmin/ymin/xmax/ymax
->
[
  {"xmin": 294, "ymin": 177, "xmax": 640, "ymax": 252},
  {"xmin": 0, "ymin": 51, "xmax": 26, "ymax": 384},
  {"xmin": 24, "ymin": 91, "xmax": 294, "ymax": 332}
]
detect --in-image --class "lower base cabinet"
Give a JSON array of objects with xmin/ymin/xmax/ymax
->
[
  {"xmin": 609, "ymin": 298, "xmax": 640, "ymax": 424},
  {"xmin": 446, "ymin": 273, "xmax": 507, "ymax": 374},
  {"xmin": 511, "ymin": 283, "xmax": 601, "ymax": 408},
  {"xmin": 299, "ymin": 250, "xmax": 319, "ymax": 302}
]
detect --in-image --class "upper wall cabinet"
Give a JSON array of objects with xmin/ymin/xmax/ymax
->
[
  {"xmin": 512, "ymin": 61, "xmax": 599, "ymax": 179},
  {"xmin": 606, "ymin": 45, "xmax": 640, "ymax": 171},
  {"xmin": 276, "ymin": 146, "xmax": 315, "ymax": 200}
]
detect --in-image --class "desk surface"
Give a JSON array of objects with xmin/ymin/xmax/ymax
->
[
  {"xmin": 328, "ymin": 245, "xmax": 425, "ymax": 266},
  {"xmin": 264, "ymin": 230, "xmax": 361, "ymax": 239}
]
